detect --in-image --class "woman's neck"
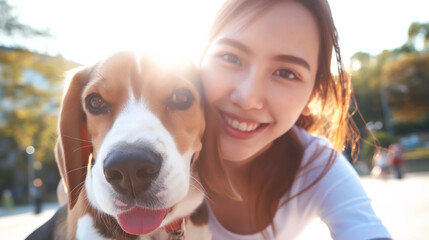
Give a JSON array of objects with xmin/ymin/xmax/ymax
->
[
  {"xmin": 223, "ymin": 141, "xmax": 273, "ymax": 189},
  {"xmin": 209, "ymin": 157, "xmax": 272, "ymax": 234},
  {"xmin": 208, "ymin": 162, "xmax": 265, "ymax": 235},
  {"xmin": 223, "ymin": 141, "xmax": 273, "ymax": 177},
  {"xmin": 223, "ymin": 160, "xmax": 251, "ymax": 195}
]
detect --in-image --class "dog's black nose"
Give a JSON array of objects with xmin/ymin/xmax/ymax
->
[{"xmin": 103, "ymin": 146, "xmax": 162, "ymax": 198}]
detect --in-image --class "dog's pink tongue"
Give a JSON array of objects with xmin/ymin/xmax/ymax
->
[{"xmin": 117, "ymin": 207, "xmax": 166, "ymax": 235}]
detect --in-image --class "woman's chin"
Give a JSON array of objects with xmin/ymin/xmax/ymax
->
[{"xmin": 221, "ymin": 142, "xmax": 273, "ymax": 166}]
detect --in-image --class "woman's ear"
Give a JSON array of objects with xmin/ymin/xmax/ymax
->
[
  {"xmin": 301, "ymin": 104, "xmax": 311, "ymax": 116},
  {"xmin": 301, "ymin": 99, "xmax": 312, "ymax": 116},
  {"xmin": 302, "ymin": 88, "xmax": 318, "ymax": 116}
]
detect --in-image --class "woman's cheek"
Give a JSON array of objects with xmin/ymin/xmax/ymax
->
[{"xmin": 202, "ymin": 63, "xmax": 224, "ymax": 102}]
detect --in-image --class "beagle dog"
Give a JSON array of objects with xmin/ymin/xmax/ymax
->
[{"xmin": 26, "ymin": 52, "xmax": 210, "ymax": 240}]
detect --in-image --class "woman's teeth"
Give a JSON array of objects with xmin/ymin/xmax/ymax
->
[{"xmin": 222, "ymin": 114, "xmax": 260, "ymax": 132}]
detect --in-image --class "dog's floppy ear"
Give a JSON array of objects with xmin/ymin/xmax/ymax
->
[{"xmin": 55, "ymin": 66, "xmax": 92, "ymax": 210}]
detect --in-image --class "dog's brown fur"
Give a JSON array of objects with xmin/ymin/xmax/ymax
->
[{"xmin": 26, "ymin": 52, "xmax": 209, "ymax": 240}]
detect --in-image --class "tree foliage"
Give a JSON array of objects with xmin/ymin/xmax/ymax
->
[
  {"xmin": 351, "ymin": 22, "xmax": 429, "ymax": 138},
  {"xmin": 0, "ymin": 0, "xmax": 70, "ymax": 166},
  {"xmin": 383, "ymin": 53, "xmax": 429, "ymax": 121},
  {"xmin": 406, "ymin": 22, "xmax": 429, "ymax": 51},
  {"xmin": 351, "ymin": 50, "xmax": 396, "ymax": 125},
  {"xmin": 0, "ymin": 0, "xmax": 80, "ymax": 199},
  {"xmin": 0, "ymin": 49, "xmax": 79, "ymax": 164},
  {"xmin": 0, "ymin": 0, "xmax": 49, "ymax": 37}
]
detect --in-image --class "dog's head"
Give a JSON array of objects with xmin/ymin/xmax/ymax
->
[{"xmin": 55, "ymin": 52, "xmax": 205, "ymax": 235}]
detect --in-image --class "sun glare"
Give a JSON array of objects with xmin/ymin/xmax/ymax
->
[
  {"xmin": 8, "ymin": 0, "xmax": 225, "ymax": 65},
  {"xmin": 74, "ymin": 1, "xmax": 225, "ymax": 66}
]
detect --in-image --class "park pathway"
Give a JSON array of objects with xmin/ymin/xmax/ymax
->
[{"xmin": 1, "ymin": 173, "xmax": 428, "ymax": 239}]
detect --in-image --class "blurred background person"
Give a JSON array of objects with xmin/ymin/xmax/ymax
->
[
  {"xmin": 388, "ymin": 144, "xmax": 404, "ymax": 179},
  {"xmin": 371, "ymin": 149, "xmax": 389, "ymax": 179},
  {"xmin": 30, "ymin": 178, "xmax": 43, "ymax": 214}
]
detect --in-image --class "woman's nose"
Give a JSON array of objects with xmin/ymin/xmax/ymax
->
[{"xmin": 230, "ymin": 71, "xmax": 265, "ymax": 110}]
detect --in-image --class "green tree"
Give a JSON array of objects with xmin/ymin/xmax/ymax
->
[
  {"xmin": 351, "ymin": 50, "xmax": 397, "ymax": 126},
  {"xmin": 0, "ymin": 49, "xmax": 79, "ymax": 164},
  {"xmin": 351, "ymin": 22, "xmax": 429, "ymax": 137},
  {"xmin": 405, "ymin": 22, "xmax": 429, "ymax": 51},
  {"xmin": 0, "ymin": 0, "xmax": 78, "ymax": 199},
  {"xmin": 0, "ymin": 0, "xmax": 50, "ymax": 37},
  {"xmin": 0, "ymin": 0, "xmax": 49, "ymax": 37},
  {"xmin": 382, "ymin": 53, "xmax": 429, "ymax": 125}
]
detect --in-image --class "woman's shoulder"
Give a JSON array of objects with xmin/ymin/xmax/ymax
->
[
  {"xmin": 292, "ymin": 125, "xmax": 331, "ymax": 150},
  {"xmin": 292, "ymin": 125, "xmax": 338, "ymax": 164},
  {"xmin": 288, "ymin": 127, "xmax": 366, "ymax": 213},
  {"xmin": 291, "ymin": 125, "xmax": 359, "ymax": 190}
]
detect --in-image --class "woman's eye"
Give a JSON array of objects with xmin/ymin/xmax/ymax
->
[
  {"xmin": 273, "ymin": 69, "xmax": 298, "ymax": 80},
  {"xmin": 221, "ymin": 53, "xmax": 242, "ymax": 66}
]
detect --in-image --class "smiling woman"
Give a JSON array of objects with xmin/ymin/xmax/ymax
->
[{"xmin": 195, "ymin": 0, "xmax": 392, "ymax": 239}]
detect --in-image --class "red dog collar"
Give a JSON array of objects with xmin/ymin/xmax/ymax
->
[{"xmin": 164, "ymin": 216, "xmax": 190, "ymax": 239}]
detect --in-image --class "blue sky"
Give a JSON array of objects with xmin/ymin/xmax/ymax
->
[{"xmin": 3, "ymin": 0, "xmax": 429, "ymax": 67}]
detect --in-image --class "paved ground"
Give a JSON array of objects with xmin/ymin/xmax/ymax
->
[
  {"xmin": 1, "ymin": 173, "xmax": 428, "ymax": 239},
  {"xmin": 0, "ymin": 202, "xmax": 60, "ymax": 239},
  {"xmin": 298, "ymin": 172, "xmax": 429, "ymax": 240}
]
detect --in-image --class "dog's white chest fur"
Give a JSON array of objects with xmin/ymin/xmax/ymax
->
[{"xmin": 77, "ymin": 214, "xmax": 109, "ymax": 240}]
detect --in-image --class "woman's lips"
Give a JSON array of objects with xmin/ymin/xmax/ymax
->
[
  {"xmin": 222, "ymin": 113, "xmax": 260, "ymax": 131},
  {"xmin": 219, "ymin": 112, "xmax": 268, "ymax": 139}
]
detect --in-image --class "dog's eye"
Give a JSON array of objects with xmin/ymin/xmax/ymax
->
[
  {"xmin": 165, "ymin": 88, "xmax": 194, "ymax": 110},
  {"xmin": 85, "ymin": 93, "xmax": 110, "ymax": 115}
]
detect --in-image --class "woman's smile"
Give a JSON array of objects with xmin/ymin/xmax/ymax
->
[
  {"xmin": 219, "ymin": 111, "xmax": 269, "ymax": 140},
  {"xmin": 222, "ymin": 112, "xmax": 261, "ymax": 132}
]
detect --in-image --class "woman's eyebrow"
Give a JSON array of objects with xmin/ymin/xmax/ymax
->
[
  {"xmin": 216, "ymin": 38, "xmax": 251, "ymax": 54},
  {"xmin": 273, "ymin": 55, "xmax": 311, "ymax": 71},
  {"xmin": 216, "ymin": 37, "xmax": 311, "ymax": 71}
]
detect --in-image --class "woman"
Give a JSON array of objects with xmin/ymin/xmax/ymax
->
[
  {"xmin": 196, "ymin": 0, "xmax": 392, "ymax": 239},
  {"xmin": 57, "ymin": 0, "xmax": 391, "ymax": 238}
]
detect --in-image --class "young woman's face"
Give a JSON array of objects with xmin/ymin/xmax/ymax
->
[{"xmin": 201, "ymin": 1, "xmax": 320, "ymax": 163}]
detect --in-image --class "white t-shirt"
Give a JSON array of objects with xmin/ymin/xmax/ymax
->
[{"xmin": 207, "ymin": 126, "xmax": 391, "ymax": 240}]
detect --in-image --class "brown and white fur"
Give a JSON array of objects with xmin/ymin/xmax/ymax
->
[{"xmin": 26, "ymin": 52, "xmax": 210, "ymax": 240}]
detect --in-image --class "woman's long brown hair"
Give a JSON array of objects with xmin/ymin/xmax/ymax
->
[{"xmin": 197, "ymin": 0, "xmax": 360, "ymax": 234}]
